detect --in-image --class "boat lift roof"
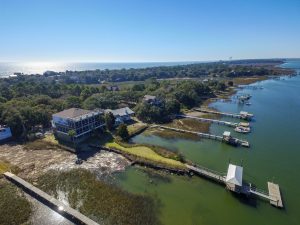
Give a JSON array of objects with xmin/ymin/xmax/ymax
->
[{"xmin": 226, "ymin": 164, "xmax": 243, "ymax": 186}]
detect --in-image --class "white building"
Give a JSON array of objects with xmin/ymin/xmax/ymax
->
[
  {"xmin": 52, "ymin": 108, "xmax": 105, "ymax": 143},
  {"xmin": 105, "ymin": 107, "xmax": 135, "ymax": 125},
  {"xmin": 225, "ymin": 164, "xmax": 243, "ymax": 193}
]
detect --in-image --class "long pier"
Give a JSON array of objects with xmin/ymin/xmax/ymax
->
[
  {"xmin": 152, "ymin": 125, "xmax": 250, "ymax": 147},
  {"xmin": 186, "ymin": 164, "xmax": 226, "ymax": 183},
  {"xmin": 177, "ymin": 114, "xmax": 239, "ymax": 127},
  {"xmin": 4, "ymin": 172, "xmax": 99, "ymax": 225},
  {"xmin": 194, "ymin": 108, "xmax": 253, "ymax": 120},
  {"xmin": 185, "ymin": 164, "xmax": 283, "ymax": 208}
]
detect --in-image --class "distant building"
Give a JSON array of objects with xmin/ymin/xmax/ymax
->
[
  {"xmin": 225, "ymin": 164, "xmax": 243, "ymax": 193},
  {"xmin": 0, "ymin": 125, "xmax": 12, "ymax": 143},
  {"xmin": 105, "ymin": 107, "xmax": 135, "ymax": 125},
  {"xmin": 143, "ymin": 95, "xmax": 161, "ymax": 106},
  {"xmin": 52, "ymin": 108, "xmax": 104, "ymax": 142},
  {"xmin": 106, "ymin": 85, "xmax": 120, "ymax": 91}
]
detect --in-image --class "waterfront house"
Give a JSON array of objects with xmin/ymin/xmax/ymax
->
[
  {"xmin": 105, "ymin": 107, "xmax": 135, "ymax": 125},
  {"xmin": 0, "ymin": 125, "xmax": 12, "ymax": 143},
  {"xmin": 52, "ymin": 108, "xmax": 104, "ymax": 142},
  {"xmin": 225, "ymin": 164, "xmax": 243, "ymax": 193},
  {"xmin": 106, "ymin": 85, "xmax": 120, "ymax": 91}
]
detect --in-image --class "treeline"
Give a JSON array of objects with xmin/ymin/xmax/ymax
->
[
  {"xmin": 0, "ymin": 61, "xmax": 292, "ymax": 138},
  {"xmin": 59, "ymin": 63, "xmax": 287, "ymax": 83},
  {"xmin": 0, "ymin": 77, "xmax": 224, "ymax": 137}
]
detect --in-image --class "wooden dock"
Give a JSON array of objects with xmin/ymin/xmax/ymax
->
[
  {"xmin": 194, "ymin": 108, "xmax": 253, "ymax": 120},
  {"xmin": 177, "ymin": 114, "xmax": 239, "ymax": 127},
  {"xmin": 152, "ymin": 125, "xmax": 223, "ymax": 140},
  {"xmin": 152, "ymin": 125, "xmax": 249, "ymax": 147},
  {"xmin": 186, "ymin": 164, "xmax": 226, "ymax": 183},
  {"xmin": 4, "ymin": 172, "xmax": 99, "ymax": 225},
  {"xmin": 185, "ymin": 165, "xmax": 283, "ymax": 208},
  {"xmin": 268, "ymin": 182, "xmax": 283, "ymax": 208}
]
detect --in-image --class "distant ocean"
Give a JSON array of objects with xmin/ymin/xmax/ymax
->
[{"xmin": 0, "ymin": 62, "xmax": 197, "ymax": 78}]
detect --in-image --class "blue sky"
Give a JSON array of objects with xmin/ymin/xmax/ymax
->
[{"xmin": 0, "ymin": 0, "xmax": 300, "ymax": 62}]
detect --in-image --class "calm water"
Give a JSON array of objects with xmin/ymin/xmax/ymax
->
[
  {"xmin": 0, "ymin": 61, "xmax": 196, "ymax": 77},
  {"xmin": 116, "ymin": 60, "xmax": 300, "ymax": 225}
]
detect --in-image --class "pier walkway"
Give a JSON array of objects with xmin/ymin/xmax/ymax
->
[
  {"xmin": 4, "ymin": 172, "xmax": 99, "ymax": 225},
  {"xmin": 194, "ymin": 108, "xmax": 253, "ymax": 120},
  {"xmin": 152, "ymin": 125, "xmax": 249, "ymax": 147},
  {"xmin": 186, "ymin": 164, "xmax": 226, "ymax": 183},
  {"xmin": 177, "ymin": 114, "xmax": 239, "ymax": 127},
  {"xmin": 152, "ymin": 125, "xmax": 223, "ymax": 140}
]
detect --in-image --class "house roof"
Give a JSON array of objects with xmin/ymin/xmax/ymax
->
[
  {"xmin": 143, "ymin": 95, "xmax": 157, "ymax": 100},
  {"xmin": 226, "ymin": 164, "xmax": 243, "ymax": 186},
  {"xmin": 53, "ymin": 108, "xmax": 93, "ymax": 119},
  {"xmin": 106, "ymin": 107, "xmax": 134, "ymax": 117},
  {"xmin": 223, "ymin": 131, "xmax": 231, "ymax": 137}
]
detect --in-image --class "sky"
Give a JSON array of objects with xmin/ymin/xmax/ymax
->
[{"xmin": 0, "ymin": 0, "xmax": 300, "ymax": 62}]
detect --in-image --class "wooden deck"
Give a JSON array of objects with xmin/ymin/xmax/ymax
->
[
  {"xmin": 268, "ymin": 182, "xmax": 283, "ymax": 208},
  {"xmin": 4, "ymin": 172, "xmax": 99, "ymax": 225}
]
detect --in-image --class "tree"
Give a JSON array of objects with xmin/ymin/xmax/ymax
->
[
  {"xmin": 105, "ymin": 112, "xmax": 115, "ymax": 131},
  {"xmin": 66, "ymin": 96, "xmax": 81, "ymax": 108},
  {"xmin": 165, "ymin": 99, "xmax": 180, "ymax": 114},
  {"xmin": 68, "ymin": 129, "xmax": 77, "ymax": 150},
  {"xmin": 116, "ymin": 124, "xmax": 129, "ymax": 140},
  {"xmin": 1, "ymin": 108, "xmax": 24, "ymax": 137}
]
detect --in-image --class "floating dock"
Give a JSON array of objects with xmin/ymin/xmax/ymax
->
[
  {"xmin": 186, "ymin": 164, "xmax": 283, "ymax": 208},
  {"xmin": 152, "ymin": 125, "xmax": 250, "ymax": 148},
  {"xmin": 4, "ymin": 172, "xmax": 99, "ymax": 225},
  {"xmin": 268, "ymin": 182, "xmax": 283, "ymax": 207},
  {"xmin": 195, "ymin": 108, "xmax": 254, "ymax": 120}
]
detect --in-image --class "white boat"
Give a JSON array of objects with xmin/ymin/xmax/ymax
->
[{"xmin": 234, "ymin": 126, "xmax": 251, "ymax": 134}]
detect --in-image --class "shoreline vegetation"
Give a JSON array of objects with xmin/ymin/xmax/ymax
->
[
  {"xmin": 0, "ymin": 59, "xmax": 296, "ymax": 225},
  {"xmin": 37, "ymin": 169, "xmax": 161, "ymax": 225},
  {"xmin": 0, "ymin": 161, "xmax": 32, "ymax": 225}
]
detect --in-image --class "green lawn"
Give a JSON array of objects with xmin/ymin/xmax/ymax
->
[
  {"xmin": 0, "ymin": 161, "xmax": 10, "ymax": 174},
  {"xmin": 105, "ymin": 142, "xmax": 185, "ymax": 168}
]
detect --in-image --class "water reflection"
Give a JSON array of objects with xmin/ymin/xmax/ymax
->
[{"xmin": 25, "ymin": 192, "xmax": 74, "ymax": 225}]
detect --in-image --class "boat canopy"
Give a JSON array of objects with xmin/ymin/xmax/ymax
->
[{"xmin": 226, "ymin": 164, "xmax": 243, "ymax": 186}]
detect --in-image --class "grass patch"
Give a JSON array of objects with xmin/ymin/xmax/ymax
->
[
  {"xmin": 37, "ymin": 169, "xmax": 161, "ymax": 225},
  {"xmin": 24, "ymin": 134, "xmax": 75, "ymax": 152},
  {"xmin": 232, "ymin": 76, "xmax": 268, "ymax": 85},
  {"xmin": 127, "ymin": 122, "xmax": 148, "ymax": 136},
  {"xmin": 105, "ymin": 141, "xmax": 185, "ymax": 169},
  {"xmin": 116, "ymin": 140, "xmax": 185, "ymax": 163},
  {"xmin": 0, "ymin": 160, "xmax": 20, "ymax": 175},
  {"xmin": 148, "ymin": 118, "xmax": 214, "ymax": 141},
  {"xmin": 0, "ymin": 182, "xmax": 32, "ymax": 225}
]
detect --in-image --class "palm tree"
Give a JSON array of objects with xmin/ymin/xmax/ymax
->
[{"xmin": 68, "ymin": 129, "xmax": 77, "ymax": 150}]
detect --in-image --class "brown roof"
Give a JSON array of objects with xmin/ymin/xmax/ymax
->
[{"xmin": 53, "ymin": 108, "xmax": 93, "ymax": 119}]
